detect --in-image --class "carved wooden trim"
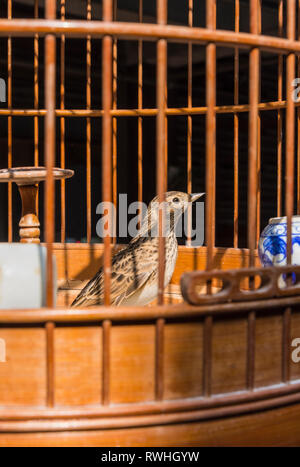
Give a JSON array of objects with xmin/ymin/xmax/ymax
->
[{"xmin": 181, "ymin": 265, "xmax": 300, "ymax": 305}]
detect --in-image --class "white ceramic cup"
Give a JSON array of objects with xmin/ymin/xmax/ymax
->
[{"xmin": 0, "ymin": 243, "xmax": 56, "ymax": 309}]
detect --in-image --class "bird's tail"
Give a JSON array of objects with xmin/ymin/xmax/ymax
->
[
  {"xmin": 70, "ymin": 275, "xmax": 103, "ymax": 308},
  {"xmin": 70, "ymin": 293, "xmax": 85, "ymax": 308}
]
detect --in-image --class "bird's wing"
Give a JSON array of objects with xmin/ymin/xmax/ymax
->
[
  {"xmin": 71, "ymin": 271, "xmax": 103, "ymax": 308},
  {"xmin": 111, "ymin": 267, "xmax": 156, "ymax": 306},
  {"xmin": 71, "ymin": 243, "xmax": 156, "ymax": 308}
]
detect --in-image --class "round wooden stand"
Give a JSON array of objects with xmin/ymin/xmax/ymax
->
[{"xmin": 0, "ymin": 167, "xmax": 73, "ymax": 243}]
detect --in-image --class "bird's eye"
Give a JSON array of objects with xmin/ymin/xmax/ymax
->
[{"xmin": 173, "ymin": 197, "xmax": 180, "ymax": 203}]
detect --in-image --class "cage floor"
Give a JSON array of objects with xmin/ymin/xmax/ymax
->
[
  {"xmin": 57, "ymin": 280, "xmax": 222, "ymax": 307},
  {"xmin": 56, "ymin": 280, "xmax": 184, "ymax": 307}
]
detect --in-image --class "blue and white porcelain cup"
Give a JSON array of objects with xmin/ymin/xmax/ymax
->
[
  {"xmin": 259, "ymin": 216, "xmax": 300, "ymax": 270},
  {"xmin": 0, "ymin": 243, "xmax": 57, "ymax": 309}
]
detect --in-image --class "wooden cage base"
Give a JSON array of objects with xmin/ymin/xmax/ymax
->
[{"xmin": 1, "ymin": 244, "xmax": 299, "ymax": 446}]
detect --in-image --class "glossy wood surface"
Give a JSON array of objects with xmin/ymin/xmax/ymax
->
[
  {"xmin": 52, "ymin": 243, "xmax": 260, "ymax": 282},
  {"xmin": 0, "ymin": 297, "xmax": 299, "ymax": 445},
  {"xmin": 0, "ymin": 245, "xmax": 299, "ymax": 446},
  {"xmin": 1, "ymin": 402, "xmax": 300, "ymax": 447}
]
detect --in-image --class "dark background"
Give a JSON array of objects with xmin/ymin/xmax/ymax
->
[{"xmin": 0, "ymin": 0, "xmax": 295, "ymax": 247}]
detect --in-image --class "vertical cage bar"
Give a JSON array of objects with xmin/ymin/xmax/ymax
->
[
  {"xmin": 102, "ymin": 319, "xmax": 111, "ymax": 405},
  {"xmin": 233, "ymin": 0, "xmax": 239, "ymax": 248},
  {"xmin": 137, "ymin": 0, "xmax": 143, "ymax": 227},
  {"xmin": 164, "ymin": 97, "xmax": 168, "ymax": 206},
  {"xmin": 46, "ymin": 321, "xmax": 55, "ymax": 407},
  {"xmin": 155, "ymin": 317, "xmax": 165, "ymax": 401},
  {"xmin": 44, "ymin": 0, "xmax": 56, "ymax": 307},
  {"xmin": 7, "ymin": 0, "xmax": 12, "ymax": 242},
  {"xmin": 34, "ymin": 0, "xmax": 39, "ymax": 170},
  {"xmin": 205, "ymin": 0, "xmax": 216, "ymax": 270},
  {"xmin": 60, "ymin": 0, "xmax": 66, "ymax": 243},
  {"xmin": 277, "ymin": 0, "xmax": 283, "ymax": 217},
  {"xmin": 155, "ymin": 0, "xmax": 167, "ymax": 402},
  {"xmin": 256, "ymin": 1, "xmax": 261, "ymax": 247},
  {"xmin": 256, "ymin": 115, "xmax": 261, "ymax": 245},
  {"xmin": 112, "ymin": 0, "xmax": 118, "ymax": 233},
  {"xmin": 248, "ymin": 0, "xmax": 259, "ymax": 266},
  {"xmin": 247, "ymin": 310, "xmax": 256, "ymax": 390},
  {"xmin": 282, "ymin": 307, "xmax": 291, "ymax": 383},
  {"xmin": 186, "ymin": 0, "xmax": 193, "ymax": 246},
  {"xmin": 86, "ymin": 0, "xmax": 92, "ymax": 243},
  {"xmin": 286, "ymin": 0, "xmax": 296, "ymax": 266},
  {"xmin": 102, "ymin": 0, "xmax": 113, "ymax": 305},
  {"xmin": 203, "ymin": 0, "xmax": 216, "ymax": 399},
  {"xmin": 203, "ymin": 315, "xmax": 213, "ymax": 397},
  {"xmin": 246, "ymin": 0, "xmax": 260, "ymax": 391},
  {"xmin": 157, "ymin": 0, "xmax": 167, "ymax": 305}
]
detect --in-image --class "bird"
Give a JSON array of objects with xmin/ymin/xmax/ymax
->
[{"xmin": 71, "ymin": 191, "xmax": 204, "ymax": 308}]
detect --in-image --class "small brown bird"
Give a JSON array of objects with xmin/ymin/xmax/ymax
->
[{"xmin": 71, "ymin": 191, "xmax": 204, "ymax": 307}]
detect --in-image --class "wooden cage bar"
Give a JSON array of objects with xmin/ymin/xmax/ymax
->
[
  {"xmin": 205, "ymin": 0, "xmax": 216, "ymax": 271},
  {"xmin": 7, "ymin": 0, "xmax": 12, "ymax": 242},
  {"xmin": 2, "ymin": 100, "xmax": 300, "ymax": 117},
  {"xmin": 86, "ymin": 0, "xmax": 92, "ymax": 243},
  {"xmin": 281, "ymin": 0, "xmax": 296, "ymax": 389},
  {"xmin": 246, "ymin": 0, "xmax": 261, "ymax": 392},
  {"xmin": 2, "ymin": 100, "xmax": 300, "ymax": 118},
  {"xmin": 46, "ymin": 321, "xmax": 55, "ymax": 407},
  {"xmin": 155, "ymin": 317, "xmax": 165, "ymax": 401},
  {"xmin": 202, "ymin": 0, "xmax": 217, "ymax": 399},
  {"xmin": 137, "ymin": 0, "xmax": 143, "ymax": 227},
  {"xmin": 256, "ymin": 0, "xmax": 262, "ymax": 247},
  {"xmin": 44, "ymin": 0, "xmax": 56, "ymax": 411},
  {"xmin": 34, "ymin": 0, "xmax": 39, "ymax": 170},
  {"xmin": 155, "ymin": 0, "xmax": 168, "ymax": 402},
  {"xmin": 277, "ymin": 0, "xmax": 283, "ymax": 218},
  {"xmin": 186, "ymin": 0, "xmax": 193, "ymax": 246},
  {"xmin": 246, "ymin": 309, "xmax": 256, "ymax": 390},
  {"xmin": 282, "ymin": 307, "xmax": 291, "ymax": 383},
  {"xmin": 2, "ymin": 18, "xmax": 300, "ymax": 51},
  {"xmin": 102, "ymin": 319, "xmax": 111, "ymax": 405},
  {"xmin": 233, "ymin": 0, "xmax": 239, "ymax": 248},
  {"xmin": 286, "ymin": 0, "xmax": 296, "ymax": 267},
  {"xmin": 248, "ymin": 0, "xmax": 260, "ymax": 266},
  {"xmin": 156, "ymin": 0, "xmax": 167, "ymax": 306},
  {"xmin": 102, "ymin": 0, "xmax": 113, "ymax": 306},
  {"xmin": 60, "ymin": 0, "xmax": 66, "ymax": 243},
  {"xmin": 137, "ymin": 2, "xmax": 143, "ymax": 200},
  {"xmin": 44, "ymin": 0, "xmax": 56, "ymax": 308},
  {"xmin": 112, "ymin": 0, "xmax": 118, "ymax": 226}
]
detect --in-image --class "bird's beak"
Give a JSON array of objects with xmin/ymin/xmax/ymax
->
[{"xmin": 190, "ymin": 193, "xmax": 205, "ymax": 203}]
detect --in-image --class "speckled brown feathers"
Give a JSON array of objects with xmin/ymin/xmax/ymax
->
[{"xmin": 71, "ymin": 191, "xmax": 204, "ymax": 307}]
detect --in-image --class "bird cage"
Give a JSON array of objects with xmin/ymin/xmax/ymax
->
[{"xmin": 0, "ymin": 0, "xmax": 300, "ymax": 447}]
